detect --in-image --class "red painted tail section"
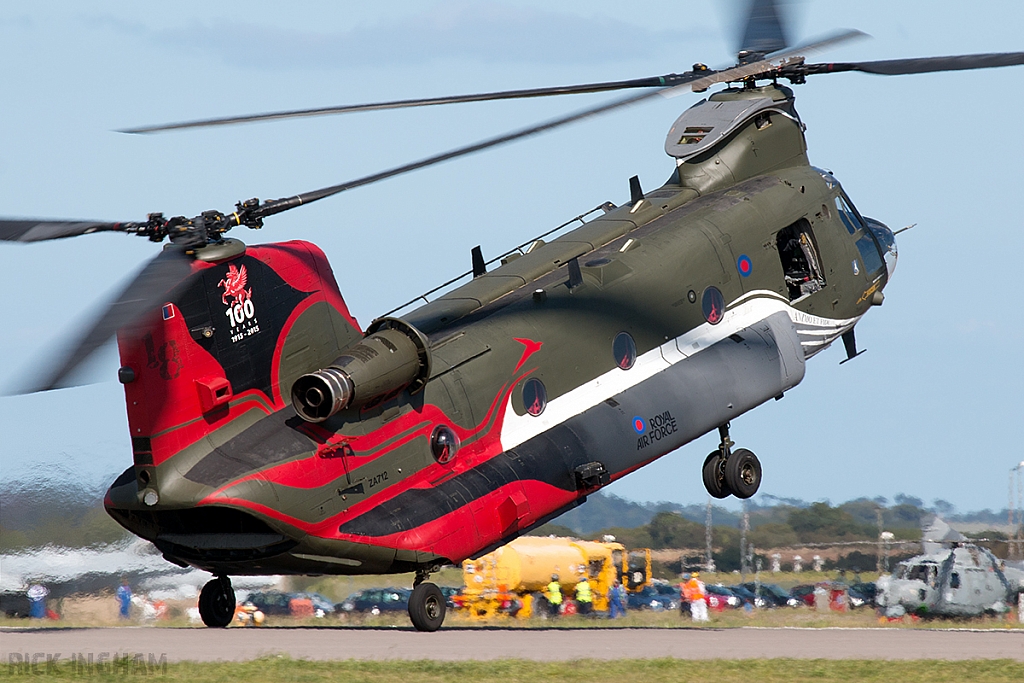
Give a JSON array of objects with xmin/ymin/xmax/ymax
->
[{"xmin": 116, "ymin": 241, "xmax": 361, "ymax": 468}]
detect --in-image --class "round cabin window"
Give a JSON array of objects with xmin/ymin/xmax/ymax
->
[
  {"xmin": 430, "ymin": 425, "xmax": 460, "ymax": 464},
  {"xmin": 702, "ymin": 286, "xmax": 725, "ymax": 325},
  {"xmin": 613, "ymin": 332, "xmax": 637, "ymax": 370},
  {"xmin": 522, "ymin": 378, "xmax": 547, "ymax": 417}
]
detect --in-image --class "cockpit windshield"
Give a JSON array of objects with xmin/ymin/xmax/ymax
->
[{"xmin": 898, "ymin": 562, "xmax": 937, "ymax": 584}]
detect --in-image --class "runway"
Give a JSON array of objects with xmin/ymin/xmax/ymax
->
[{"xmin": 3, "ymin": 627, "xmax": 1023, "ymax": 662}]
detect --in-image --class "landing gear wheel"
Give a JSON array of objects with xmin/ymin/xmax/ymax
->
[
  {"xmin": 702, "ymin": 452, "xmax": 731, "ymax": 499},
  {"xmin": 199, "ymin": 576, "xmax": 235, "ymax": 628},
  {"xmin": 724, "ymin": 448, "xmax": 761, "ymax": 499},
  {"xmin": 408, "ymin": 582, "xmax": 446, "ymax": 632}
]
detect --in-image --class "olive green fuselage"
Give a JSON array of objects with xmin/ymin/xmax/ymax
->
[{"xmin": 106, "ymin": 85, "xmax": 893, "ymax": 577}]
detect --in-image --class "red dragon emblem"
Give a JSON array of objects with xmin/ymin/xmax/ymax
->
[{"xmin": 218, "ymin": 264, "xmax": 251, "ymax": 306}]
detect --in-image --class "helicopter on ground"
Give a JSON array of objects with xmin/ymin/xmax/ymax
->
[
  {"xmin": 876, "ymin": 516, "xmax": 1024, "ymax": 618},
  {"xmin": 3, "ymin": 1, "xmax": 1024, "ymax": 631}
]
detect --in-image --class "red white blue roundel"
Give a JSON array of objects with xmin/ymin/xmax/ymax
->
[
  {"xmin": 632, "ymin": 416, "xmax": 646, "ymax": 434},
  {"xmin": 737, "ymin": 254, "xmax": 753, "ymax": 277}
]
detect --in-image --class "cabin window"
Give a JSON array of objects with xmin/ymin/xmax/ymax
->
[
  {"xmin": 701, "ymin": 287, "xmax": 725, "ymax": 324},
  {"xmin": 430, "ymin": 425, "xmax": 460, "ymax": 464},
  {"xmin": 776, "ymin": 219, "xmax": 826, "ymax": 300},
  {"xmin": 522, "ymin": 378, "xmax": 547, "ymax": 416},
  {"xmin": 613, "ymin": 332, "xmax": 637, "ymax": 369}
]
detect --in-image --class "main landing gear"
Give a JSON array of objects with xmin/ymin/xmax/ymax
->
[
  {"xmin": 199, "ymin": 575, "xmax": 236, "ymax": 628},
  {"xmin": 702, "ymin": 422, "xmax": 762, "ymax": 500},
  {"xmin": 409, "ymin": 566, "xmax": 446, "ymax": 632}
]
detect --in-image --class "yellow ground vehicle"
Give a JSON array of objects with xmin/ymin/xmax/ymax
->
[{"xmin": 457, "ymin": 536, "xmax": 651, "ymax": 619}]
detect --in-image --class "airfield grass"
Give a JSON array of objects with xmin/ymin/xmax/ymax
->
[{"xmin": 1, "ymin": 658, "xmax": 1022, "ymax": 682}]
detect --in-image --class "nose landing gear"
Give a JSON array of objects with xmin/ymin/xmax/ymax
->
[{"xmin": 701, "ymin": 423, "xmax": 761, "ymax": 500}]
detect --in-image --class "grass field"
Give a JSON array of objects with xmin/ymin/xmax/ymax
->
[{"xmin": 2, "ymin": 658, "xmax": 1022, "ymax": 682}]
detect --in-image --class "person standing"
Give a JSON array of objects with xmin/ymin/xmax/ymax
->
[
  {"xmin": 546, "ymin": 574, "xmax": 562, "ymax": 617},
  {"xmin": 609, "ymin": 579, "xmax": 626, "ymax": 619},
  {"xmin": 27, "ymin": 584, "xmax": 48, "ymax": 619},
  {"xmin": 683, "ymin": 571, "xmax": 709, "ymax": 623},
  {"xmin": 116, "ymin": 578, "xmax": 132, "ymax": 620},
  {"xmin": 575, "ymin": 575, "xmax": 593, "ymax": 616}
]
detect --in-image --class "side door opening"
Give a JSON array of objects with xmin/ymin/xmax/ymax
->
[{"xmin": 775, "ymin": 218, "xmax": 826, "ymax": 300}]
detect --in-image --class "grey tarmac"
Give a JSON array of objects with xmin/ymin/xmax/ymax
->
[{"xmin": 2, "ymin": 627, "xmax": 1023, "ymax": 662}]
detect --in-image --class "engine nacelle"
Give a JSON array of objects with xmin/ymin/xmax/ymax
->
[{"xmin": 291, "ymin": 321, "xmax": 429, "ymax": 423}]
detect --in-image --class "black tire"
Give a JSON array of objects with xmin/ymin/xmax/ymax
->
[
  {"xmin": 408, "ymin": 582, "xmax": 446, "ymax": 632},
  {"xmin": 702, "ymin": 451, "xmax": 731, "ymax": 499},
  {"xmin": 198, "ymin": 576, "xmax": 235, "ymax": 628},
  {"xmin": 724, "ymin": 448, "xmax": 761, "ymax": 499}
]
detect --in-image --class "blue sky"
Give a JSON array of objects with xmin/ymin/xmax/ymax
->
[{"xmin": 2, "ymin": 1, "xmax": 1023, "ymax": 514}]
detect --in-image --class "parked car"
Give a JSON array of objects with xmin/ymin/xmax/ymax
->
[
  {"xmin": 705, "ymin": 584, "xmax": 741, "ymax": 610},
  {"xmin": 627, "ymin": 582, "xmax": 679, "ymax": 611},
  {"xmin": 336, "ymin": 588, "xmax": 411, "ymax": 614},
  {"xmin": 0, "ymin": 591, "xmax": 31, "ymax": 618},
  {"xmin": 292, "ymin": 592, "xmax": 336, "ymax": 616},
  {"xmin": 739, "ymin": 582, "xmax": 800, "ymax": 607},
  {"xmin": 789, "ymin": 584, "xmax": 816, "ymax": 607},
  {"xmin": 725, "ymin": 584, "xmax": 759, "ymax": 607},
  {"xmin": 847, "ymin": 582, "xmax": 876, "ymax": 608},
  {"xmin": 700, "ymin": 585, "xmax": 741, "ymax": 610},
  {"xmin": 244, "ymin": 590, "xmax": 294, "ymax": 616}
]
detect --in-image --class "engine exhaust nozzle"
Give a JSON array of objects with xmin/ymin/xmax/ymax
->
[{"xmin": 291, "ymin": 367, "xmax": 352, "ymax": 422}]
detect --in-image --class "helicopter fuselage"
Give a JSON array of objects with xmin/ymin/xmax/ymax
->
[{"xmin": 105, "ymin": 85, "xmax": 896, "ymax": 578}]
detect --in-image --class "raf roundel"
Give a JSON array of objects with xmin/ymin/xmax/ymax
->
[
  {"xmin": 737, "ymin": 254, "xmax": 753, "ymax": 277},
  {"xmin": 632, "ymin": 416, "xmax": 646, "ymax": 434}
]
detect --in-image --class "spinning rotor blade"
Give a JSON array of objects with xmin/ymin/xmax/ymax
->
[
  {"xmin": 6, "ymin": 30, "xmax": 869, "ymax": 250},
  {"xmin": 120, "ymin": 75, "xmax": 696, "ymax": 134},
  {"xmin": 117, "ymin": 3, "xmax": 842, "ymax": 137},
  {"xmin": 251, "ymin": 89, "xmax": 669, "ymax": 218},
  {"xmin": 17, "ymin": 246, "xmax": 193, "ymax": 393},
  {"xmin": 738, "ymin": 0, "xmax": 789, "ymax": 56},
  {"xmin": 251, "ymin": 30, "xmax": 867, "ymax": 219},
  {"xmin": 687, "ymin": 29, "xmax": 866, "ymax": 92},
  {"xmin": 0, "ymin": 219, "xmax": 132, "ymax": 242},
  {"xmin": 802, "ymin": 51, "xmax": 1024, "ymax": 76}
]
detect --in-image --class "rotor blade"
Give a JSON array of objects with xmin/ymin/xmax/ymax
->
[
  {"xmin": 119, "ymin": 74, "xmax": 693, "ymax": 134},
  {"xmin": 0, "ymin": 219, "xmax": 130, "ymax": 242},
  {"xmin": 249, "ymin": 30, "xmax": 867, "ymax": 220},
  {"xmin": 738, "ymin": 0, "xmax": 789, "ymax": 56},
  {"xmin": 805, "ymin": 51, "xmax": 1024, "ymax": 76},
  {"xmin": 16, "ymin": 246, "xmax": 193, "ymax": 393},
  {"xmin": 688, "ymin": 28, "xmax": 867, "ymax": 92},
  {"xmin": 252, "ymin": 87, "xmax": 680, "ymax": 218}
]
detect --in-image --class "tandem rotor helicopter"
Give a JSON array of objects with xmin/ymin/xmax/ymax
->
[{"xmin": 3, "ymin": 1, "xmax": 1024, "ymax": 631}]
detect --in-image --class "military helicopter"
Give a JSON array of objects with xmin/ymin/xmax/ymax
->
[
  {"xmin": 876, "ymin": 516, "xmax": 1024, "ymax": 618},
  {"xmin": 3, "ymin": 1, "xmax": 1024, "ymax": 632}
]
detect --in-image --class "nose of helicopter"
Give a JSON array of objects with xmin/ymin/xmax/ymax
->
[{"xmin": 864, "ymin": 217, "xmax": 898, "ymax": 282}]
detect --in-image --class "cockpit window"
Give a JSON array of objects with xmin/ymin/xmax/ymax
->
[
  {"xmin": 835, "ymin": 195, "xmax": 863, "ymax": 235},
  {"xmin": 856, "ymin": 236, "xmax": 885, "ymax": 276},
  {"xmin": 905, "ymin": 563, "xmax": 936, "ymax": 584},
  {"xmin": 812, "ymin": 166, "xmax": 838, "ymax": 189}
]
